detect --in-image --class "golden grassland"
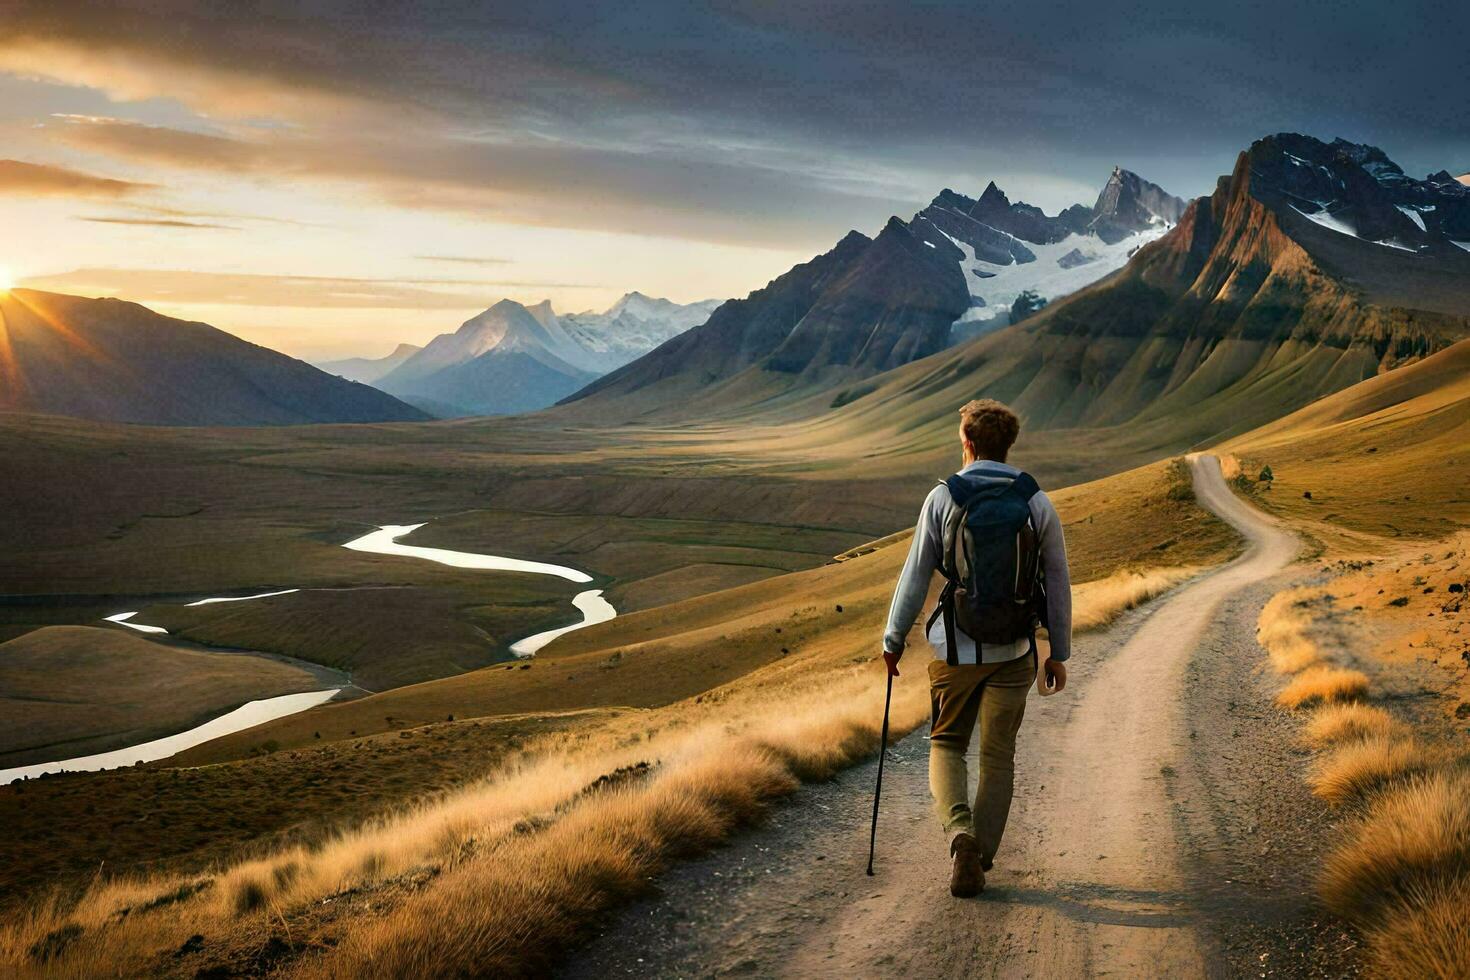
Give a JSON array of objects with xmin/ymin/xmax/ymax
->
[
  {"xmin": 1220, "ymin": 339, "xmax": 1470, "ymax": 556},
  {"xmin": 0, "ymin": 455, "xmax": 1232, "ymax": 977},
  {"xmin": 1257, "ymin": 574, "xmax": 1470, "ymax": 979}
]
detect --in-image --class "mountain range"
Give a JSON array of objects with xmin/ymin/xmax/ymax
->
[
  {"xmin": 367, "ymin": 293, "xmax": 721, "ymax": 416},
  {"xmin": 563, "ymin": 165, "xmax": 1186, "ymax": 413},
  {"xmin": 0, "ymin": 289, "xmax": 428, "ymax": 426},
  {"xmin": 10, "ymin": 134, "xmax": 1465, "ymax": 435},
  {"xmin": 622, "ymin": 132, "xmax": 1470, "ymax": 481}
]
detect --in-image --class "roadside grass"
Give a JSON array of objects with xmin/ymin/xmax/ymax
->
[
  {"xmin": 1258, "ymin": 580, "xmax": 1470, "ymax": 978},
  {"xmin": 1071, "ymin": 566, "xmax": 1201, "ymax": 632},
  {"xmin": 1362, "ymin": 876, "xmax": 1470, "ymax": 980},
  {"xmin": 0, "ymin": 559, "xmax": 1194, "ymax": 977},
  {"xmin": 1307, "ymin": 736, "xmax": 1448, "ymax": 805},
  {"xmin": 1276, "ymin": 665, "xmax": 1371, "ymax": 708},
  {"xmin": 1303, "ymin": 703, "xmax": 1404, "ymax": 746},
  {"xmin": 1256, "ymin": 588, "xmax": 1325, "ymax": 674}
]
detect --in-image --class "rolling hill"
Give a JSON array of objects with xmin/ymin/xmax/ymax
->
[{"xmin": 0, "ymin": 289, "xmax": 429, "ymax": 426}]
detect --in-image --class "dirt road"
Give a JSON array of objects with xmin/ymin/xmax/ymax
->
[{"xmin": 562, "ymin": 456, "xmax": 1358, "ymax": 978}]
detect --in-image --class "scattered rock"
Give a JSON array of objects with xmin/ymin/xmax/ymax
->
[
  {"xmin": 175, "ymin": 934, "xmax": 205, "ymax": 958},
  {"xmin": 1303, "ymin": 491, "xmax": 1313, "ymax": 499}
]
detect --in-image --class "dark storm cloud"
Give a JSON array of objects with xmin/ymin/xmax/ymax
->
[{"xmin": 5, "ymin": 0, "xmax": 1467, "ymax": 238}]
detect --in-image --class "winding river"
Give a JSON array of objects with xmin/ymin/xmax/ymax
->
[{"xmin": 0, "ymin": 522, "xmax": 614, "ymax": 784}]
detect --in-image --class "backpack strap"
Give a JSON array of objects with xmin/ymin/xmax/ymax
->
[
  {"xmin": 931, "ymin": 480, "xmax": 968, "ymax": 665},
  {"xmin": 1009, "ymin": 470, "xmax": 1041, "ymax": 501}
]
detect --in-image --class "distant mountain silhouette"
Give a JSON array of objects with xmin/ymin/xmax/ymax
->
[
  {"xmin": 365, "ymin": 294, "xmax": 719, "ymax": 417},
  {"xmin": 317, "ymin": 343, "xmax": 422, "ymax": 384},
  {"xmin": 0, "ymin": 289, "xmax": 428, "ymax": 426}
]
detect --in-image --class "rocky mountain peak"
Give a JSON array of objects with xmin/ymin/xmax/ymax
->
[
  {"xmin": 1089, "ymin": 167, "xmax": 1187, "ymax": 243},
  {"xmin": 1245, "ymin": 133, "xmax": 1470, "ymax": 251}
]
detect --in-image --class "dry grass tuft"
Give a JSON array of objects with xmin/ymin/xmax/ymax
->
[
  {"xmin": 1257, "ymin": 587, "xmax": 1325, "ymax": 674},
  {"xmin": 1304, "ymin": 703, "xmax": 1403, "ymax": 746},
  {"xmin": 1319, "ymin": 768, "xmax": 1470, "ymax": 925},
  {"xmin": 1071, "ymin": 566, "xmax": 1201, "ymax": 632},
  {"xmin": 1276, "ymin": 665, "xmax": 1370, "ymax": 709},
  {"xmin": 1362, "ymin": 876, "xmax": 1470, "ymax": 980},
  {"xmin": 1308, "ymin": 736, "xmax": 1445, "ymax": 805}
]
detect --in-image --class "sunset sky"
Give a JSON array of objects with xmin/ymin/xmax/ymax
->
[{"xmin": 2, "ymin": 1, "xmax": 1465, "ymax": 360}]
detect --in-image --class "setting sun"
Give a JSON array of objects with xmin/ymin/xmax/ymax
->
[{"xmin": 0, "ymin": 266, "xmax": 13, "ymax": 293}]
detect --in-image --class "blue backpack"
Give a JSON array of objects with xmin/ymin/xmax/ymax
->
[{"xmin": 925, "ymin": 469, "xmax": 1046, "ymax": 665}]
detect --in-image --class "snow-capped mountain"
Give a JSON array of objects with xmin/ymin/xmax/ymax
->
[
  {"xmin": 565, "ymin": 167, "xmax": 1189, "ymax": 412},
  {"xmin": 1253, "ymin": 135, "xmax": 1470, "ymax": 254},
  {"xmin": 562, "ymin": 292, "xmax": 723, "ymax": 368},
  {"xmin": 908, "ymin": 168, "xmax": 1187, "ymax": 337},
  {"xmin": 371, "ymin": 293, "xmax": 719, "ymax": 416}
]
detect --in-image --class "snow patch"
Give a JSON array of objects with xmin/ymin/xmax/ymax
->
[
  {"xmin": 1290, "ymin": 203, "xmax": 1358, "ymax": 237},
  {"xmin": 953, "ymin": 226, "xmax": 1167, "ymax": 326},
  {"xmin": 1396, "ymin": 205, "xmax": 1427, "ymax": 232}
]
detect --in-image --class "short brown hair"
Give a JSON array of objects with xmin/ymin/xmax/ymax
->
[{"xmin": 958, "ymin": 399, "xmax": 1020, "ymax": 462}]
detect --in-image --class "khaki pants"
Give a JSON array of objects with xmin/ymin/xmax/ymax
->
[{"xmin": 927, "ymin": 654, "xmax": 1032, "ymax": 869}]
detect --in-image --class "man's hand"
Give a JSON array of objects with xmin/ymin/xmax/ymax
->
[
  {"xmin": 882, "ymin": 649, "xmax": 902, "ymax": 677},
  {"xmin": 1042, "ymin": 657, "xmax": 1067, "ymax": 692}
]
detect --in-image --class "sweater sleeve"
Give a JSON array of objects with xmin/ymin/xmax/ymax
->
[
  {"xmin": 1030, "ymin": 490, "xmax": 1073, "ymax": 661},
  {"xmin": 882, "ymin": 484, "xmax": 947, "ymax": 655}
]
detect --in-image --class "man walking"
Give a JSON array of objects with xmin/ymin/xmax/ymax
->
[{"xmin": 882, "ymin": 399, "xmax": 1072, "ymax": 897}]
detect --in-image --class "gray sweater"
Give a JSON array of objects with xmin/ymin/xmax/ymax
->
[{"xmin": 883, "ymin": 460, "xmax": 1072, "ymax": 664}]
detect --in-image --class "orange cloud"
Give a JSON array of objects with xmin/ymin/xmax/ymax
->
[
  {"xmin": 21, "ymin": 269, "xmax": 606, "ymax": 310},
  {"xmin": 0, "ymin": 159, "xmax": 152, "ymax": 198}
]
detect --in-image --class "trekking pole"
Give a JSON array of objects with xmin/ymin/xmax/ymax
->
[{"xmin": 865, "ymin": 670, "xmax": 894, "ymax": 876}]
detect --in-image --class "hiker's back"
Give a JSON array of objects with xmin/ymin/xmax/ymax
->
[{"xmin": 934, "ymin": 468, "xmax": 1044, "ymax": 659}]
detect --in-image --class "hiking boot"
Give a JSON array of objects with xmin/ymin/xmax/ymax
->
[{"xmin": 949, "ymin": 832, "xmax": 985, "ymax": 897}]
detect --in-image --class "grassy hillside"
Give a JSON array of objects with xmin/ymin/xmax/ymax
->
[{"xmin": 1219, "ymin": 339, "xmax": 1470, "ymax": 553}]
